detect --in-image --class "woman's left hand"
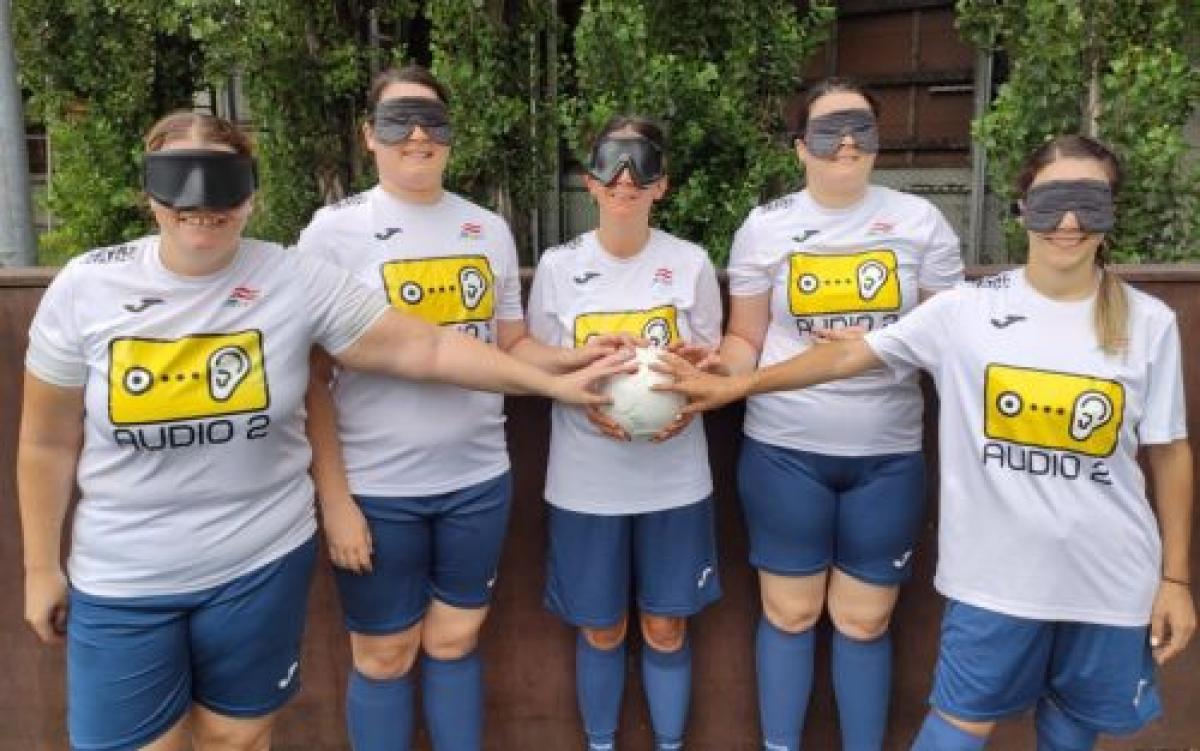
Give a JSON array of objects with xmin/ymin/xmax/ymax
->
[
  {"xmin": 1150, "ymin": 581, "xmax": 1196, "ymax": 664},
  {"xmin": 546, "ymin": 349, "xmax": 637, "ymax": 405}
]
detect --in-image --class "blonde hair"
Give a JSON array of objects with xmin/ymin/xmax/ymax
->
[{"xmin": 1016, "ymin": 135, "xmax": 1128, "ymax": 355}]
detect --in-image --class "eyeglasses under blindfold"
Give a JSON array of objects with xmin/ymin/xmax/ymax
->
[
  {"xmin": 588, "ymin": 136, "xmax": 665, "ymax": 187},
  {"xmin": 143, "ymin": 150, "xmax": 257, "ymax": 210},
  {"xmin": 1023, "ymin": 180, "xmax": 1115, "ymax": 233},
  {"xmin": 373, "ymin": 97, "xmax": 452, "ymax": 145},
  {"xmin": 803, "ymin": 109, "xmax": 879, "ymax": 158}
]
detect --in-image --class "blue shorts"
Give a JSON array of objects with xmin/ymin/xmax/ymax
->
[
  {"xmin": 67, "ymin": 537, "xmax": 316, "ymax": 751},
  {"xmin": 334, "ymin": 471, "xmax": 512, "ymax": 635},
  {"xmin": 931, "ymin": 600, "xmax": 1162, "ymax": 735},
  {"xmin": 738, "ymin": 437, "xmax": 926, "ymax": 585},
  {"xmin": 544, "ymin": 498, "xmax": 721, "ymax": 627}
]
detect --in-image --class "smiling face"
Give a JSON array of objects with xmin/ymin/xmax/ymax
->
[
  {"xmin": 1024, "ymin": 157, "xmax": 1113, "ymax": 274},
  {"xmin": 585, "ymin": 125, "xmax": 668, "ymax": 224},
  {"xmin": 365, "ymin": 81, "xmax": 451, "ymax": 197},
  {"xmin": 148, "ymin": 138, "xmax": 252, "ymax": 265},
  {"xmin": 795, "ymin": 90, "xmax": 877, "ymax": 196}
]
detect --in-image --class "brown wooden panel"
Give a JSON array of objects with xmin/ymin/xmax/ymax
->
[
  {"xmin": 837, "ymin": 13, "xmax": 917, "ymax": 78},
  {"xmin": 2, "ymin": 267, "xmax": 1199, "ymax": 749},
  {"xmin": 914, "ymin": 8, "xmax": 973, "ymax": 71}
]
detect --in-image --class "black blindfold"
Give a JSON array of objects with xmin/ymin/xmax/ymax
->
[
  {"xmin": 374, "ymin": 97, "xmax": 452, "ymax": 145},
  {"xmin": 143, "ymin": 150, "xmax": 257, "ymax": 210},
  {"xmin": 1024, "ymin": 180, "xmax": 1115, "ymax": 233},
  {"xmin": 588, "ymin": 136, "xmax": 665, "ymax": 187}
]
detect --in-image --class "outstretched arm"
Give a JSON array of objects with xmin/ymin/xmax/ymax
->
[{"xmin": 1147, "ymin": 438, "xmax": 1195, "ymax": 664}]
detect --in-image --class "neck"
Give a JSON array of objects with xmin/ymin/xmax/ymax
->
[
  {"xmin": 807, "ymin": 181, "xmax": 867, "ymax": 210},
  {"xmin": 380, "ymin": 178, "xmax": 444, "ymax": 205},
  {"xmin": 596, "ymin": 219, "xmax": 651, "ymax": 259},
  {"xmin": 1024, "ymin": 257, "xmax": 1100, "ymax": 301},
  {"xmin": 158, "ymin": 235, "xmax": 238, "ymax": 277}
]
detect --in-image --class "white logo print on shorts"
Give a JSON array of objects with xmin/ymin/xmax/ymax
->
[{"xmin": 277, "ymin": 661, "xmax": 298, "ymax": 689}]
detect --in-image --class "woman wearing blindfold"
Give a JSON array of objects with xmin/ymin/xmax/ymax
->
[
  {"xmin": 526, "ymin": 116, "xmax": 723, "ymax": 751},
  {"xmin": 18, "ymin": 110, "xmax": 628, "ymax": 751},
  {"xmin": 660, "ymin": 135, "xmax": 1194, "ymax": 751},
  {"xmin": 297, "ymin": 65, "xmax": 621, "ymax": 751},
  {"xmin": 674, "ymin": 78, "xmax": 963, "ymax": 751}
]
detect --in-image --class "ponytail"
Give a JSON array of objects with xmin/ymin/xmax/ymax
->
[{"xmin": 1094, "ymin": 245, "xmax": 1128, "ymax": 356}]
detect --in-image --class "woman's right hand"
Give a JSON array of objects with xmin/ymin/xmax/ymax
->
[
  {"xmin": 321, "ymin": 496, "xmax": 374, "ymax": 574},
  {"xmin": 586, "ymin": 405, "xmax": 630, "ymax": 442},
  {"xmin": 25, "ymin": 566, "xmax": 68, "ymax": 645}
]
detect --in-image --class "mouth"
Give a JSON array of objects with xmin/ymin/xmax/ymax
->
[
  {"xmin": 1039, "ymin": 231, "xmax": 1090, "ymax": 248},
  {"xmin": 399, "ymin": 146, "xmax": 437, "ymax": 160}
]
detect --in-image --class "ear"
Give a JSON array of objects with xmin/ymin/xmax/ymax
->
[
  {"xmin": 793, "ymin": 136, "xmax": 810, "ymax": 164},
  {"xmin": 1014, "ymin": 199, "xmax": 1026, "ymax": 226},
  {"xmin": 651, "ymin": 176, "xmax": 669, "ymax": 200},
  {"xmin": 363, "ymin": 121, "xmax": 378, "ymax": 153}
]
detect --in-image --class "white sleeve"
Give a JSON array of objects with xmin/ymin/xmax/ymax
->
[
  {"xmin": 864, "ymin": 288, "xmax": 958, "ymax": 373},
  {"xmin": 294, "ymin": 212, "xmax": 332, "ymax": 260},
  {"xmin": 726, "ymin": 215, "xmax": 772, "ymax": 297},
  {"xmin": 1138, "ymin": 313, "xmax": 1188, "ymax": 444},
  {"xmin": 918, "ymin": 203, "xmax": 965, "ymax": 292},
  {"xmin": 526, "ymin": 260, "xmax": 563, "ymax": 346},
  {"xmin": 688, "ymin": 257, "xmax": 724, "ymax": 348},
  {"xmin": 493, "ymin": 223, "xmax": 524, "ymax": 322},
  {"xmin": 297, "ymin": 253, "xmax": 389, "ymax": 354},
  {"xmin": 25, "ymin": 264, "xmax": 87, "ymax": 387}
]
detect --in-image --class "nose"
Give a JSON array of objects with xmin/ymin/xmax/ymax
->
[
  {"xmin": 613, "ymin": 167, "xmax": 637, "ymax": 186},
  {"xmin": 1057, "ymin": 210, "xmax": 1082, "ymax": 231},
  {"xmin": 408, "ymin": 125, "xmax": 431, "ymax": 142}
]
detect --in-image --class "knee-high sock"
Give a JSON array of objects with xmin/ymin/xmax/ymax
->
[
  {"xmin": 422, "ymin": 651, "xmax": 483, "ymax": 751},
  {"xmin": 1035, "ymin": 698, "xmax": 1097, "ymax": 751},
  {"xmin": 346, "ymin": 668, "xmax": 415, "ymax": 751},
  {"xmin": 832, "ymin": 629, "xmax": 891, "ymax": 751},
  {"xmin": 577, "ymin": 631, "xmax": 626, "ymax": 751},
  {"xmin": 756, "ymin": 617, "xmax": 815, "ymax": 751},
  {"xmin": 641, "ymin": 639, "xmax": 691, "ymax": 750},
  {"xmin": 910, "ymin": 711, "xmax": 987, "ymax": 751}
]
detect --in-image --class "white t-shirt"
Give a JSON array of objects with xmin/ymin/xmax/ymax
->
[
  {"xmin": 25, "ymin": 236, "xmax": 388, "ymax": 597},
  {"xmin": 528, "ymin": 230, "xmax": 722, "ymax": 515},
  {"xmin": 728, "ymin": 186, "xmax": 963, "ymax": 455},
  {"xmin": 865, "ymin": 269, "xmax": 1187, "ymax": 626},
  {"xmin": 296, "ymin": 188, "xmax": 524, "ymax": 495}
]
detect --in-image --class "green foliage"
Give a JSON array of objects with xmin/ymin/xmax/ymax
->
[
  {"xmin": 563, "ymin": 0, "xmax": 835, "ymax": 264},
  {"xmin": 957, "ymin": 0, "xmax": 1200, "ymax": 261},
  {"xmin": 14, "ymin": 0, "xmax": 203, "ymax": 262}
]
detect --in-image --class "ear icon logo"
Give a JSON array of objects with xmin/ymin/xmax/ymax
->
[
  {"xmin": 460, "ymin": 266, "xmax": 488, "ymax": 310},
  {"xmin": 857, "ymin": 259, "xmax": 889, "ymax": 301},
  {"xmin": 642, "ymin": 317, "xmax": 672, "ymax": 347},
  {"xmin": 1070, "ymin": 391, "xmax": 1114, "ymax": 441},
  {"xmin": 208, "ymin": 346, "xmax": 252, "ymax": 402}
]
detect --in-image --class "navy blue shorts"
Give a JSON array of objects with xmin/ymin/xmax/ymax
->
[
  {"xmin": 335, "ymin": 471, "xmax": 512, "ymax": 635},
  {"xmin": 932, "ymin": 599, "xmax": 1161, "ymax": 735},
  {"xmin": 544, "ymin": 498, "xmax": 721, "ymax": 627},
  {"xmin": 67, "ymin": 537, "xmax": 316, "ymax": 751},
  {"xmin": 738, "ymin": 437, "xmax": 925, "ymax": 585}
]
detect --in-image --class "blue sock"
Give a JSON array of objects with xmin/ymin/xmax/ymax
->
[
  {"xmin": 910, "ymin": 711, "xmax": 987, "ymax": 751},
  {"xmin": 1035, "ymin": 698, "xmax": 1097, "ymax": 751},
  {"xmin": 641, "ymin": 639, "xmax": 691, "ymax": 750},
  {"xmin": 832, "ymin": 628, "xmax": 891, "ymax": 751},
  {"xmin": 577, "ymin": 631, "xmax": 626, "ymax": 751},
  {"xmin": 422, "ymin": 651, "xmax": 483, "ymax": 751},
  {"xmin": 346, "ymin": 668, "xmax": 415, "ymax": 751},
  {"xmin": 756, "ymin": 617, "xmax": 815, "ymax": 751}
]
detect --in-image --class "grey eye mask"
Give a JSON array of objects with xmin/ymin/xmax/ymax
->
[
  {"xmin": 803, "ymin": 109, "xmax": 879, "ymax": 157},
  {"xmin": 1024, "ymin": 180, "xmax": 1114, "ymax": 233},
  {"xmin": 373, "ymin": 97, "xmax": 452, "ymax": 145}
]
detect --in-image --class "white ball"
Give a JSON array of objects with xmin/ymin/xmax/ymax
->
[{"xmin": 601, "ymin": 346, "xmax": 687, "ymax": 439}]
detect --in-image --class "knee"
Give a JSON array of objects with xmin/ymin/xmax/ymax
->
[
  {"xmin": 193, "ymin": 720, "xmax": 272, "ymax": 751},
  {"xmin": 422, "ymin": 618, "xmax": 483, "ymax": 661},
  {"xmin": 762, "ymin": 596, "xmax": 823, "ymax": 634},
  {"xmin": 351, "ymin": 627, "xmax": 422, "ymax": 679},
  {"xmin": 828, "ymin": 607, "xmax": 891, "ymax": 641},
  {"xmin": 639, "ymin": 614, "xmax": 686, "ymax": 653},
  {"xmin": 582, "ymin": 618, "xmax": 628, "ymax": 651}
]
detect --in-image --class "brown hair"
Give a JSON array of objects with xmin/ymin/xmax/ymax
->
[
  {"xmin": 789, "ymin": 77, "xmax": 881, "ymax": 135},
  {"xmin": 144, "ymin": 111, "xmax": 254, "ymax": 156},
  {"xmin": 593, "ymin": 114, "xmax": 667, "ymax": 151},
  {"xmin": 1016, "ymin": 135, "xmax": 1127, "ymax": 355},
  {"xmin": 368, "ymin": 65, "xmax": 450, "ymax": 112}
]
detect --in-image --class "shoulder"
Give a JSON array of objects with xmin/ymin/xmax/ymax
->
[
  {"xmin": 538, "ymin": 233, "xmax": 588, "ymax": 265},
  {"xmin": 651, "ymin": 229, "xmax": 711, "ymax": 267},
  {"xmin": 745, "ymin": 191, "xmax": 802, "ymax": 225},
  {"xmin": 75, "ymin": 236, "xmax": 153, "ymax": 269},
  {"xmin": 307, "ymin": 190, "xmax": 373, "ymax": 230},
  {"xmin": 1123, "ymin": 282, "xmax": 1177, "ymax": 330},
  {"xmin": 443, "ymin": 191, "xmax": 512, "ymax": 237},
  {"xmin": 965, "ymin": 268, "xmax": 1020, "ymax": 292}
]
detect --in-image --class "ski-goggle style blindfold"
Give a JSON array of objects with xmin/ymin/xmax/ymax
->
[
  {"xmin": 803, "ymin": 108, "xmax": 880, "ymax": 157},
  {"xmin": 1023, "ymin": 180, "xmax": 1115, "ymax": 233},
  {"xmin": 587, "ymin": 136, "xmax": 665, "ymax": 187},
  {"xmin": 373, "ymin": 97, "xmax": 452, "ymax": 145},
  {"xmin": 143, "ymin": 150, "xmax": 257, "ymax": 210}
]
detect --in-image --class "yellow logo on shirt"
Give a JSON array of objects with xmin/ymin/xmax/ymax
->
[
  {"xmin": 984, "ymin": 364, "xmax": 1124, "ymax": 458},
  {"xmin": 380, "ymin": 255, "xmax": 495, "ymax": 325},
  {"xmin": 109, "ymin": 331, "xmax": 269, "ymax": 425},
  {"xmin": 573, "ymin": 306, "xmax": 679, "ymax": 348},
  {"xmin": 787, "ymin": 250, "xmax": 901, "ymax": 316}
]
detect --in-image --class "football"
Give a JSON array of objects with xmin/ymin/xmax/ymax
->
[{"xmin": 601, "ymin": 346, "xmax": 687, "ymax": 439}]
